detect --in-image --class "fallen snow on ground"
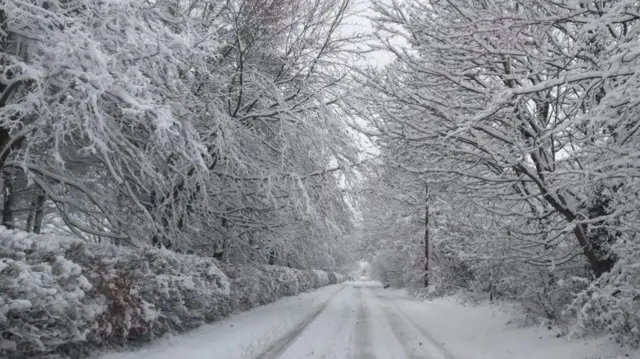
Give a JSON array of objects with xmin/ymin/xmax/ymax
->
[
  {"xmin": 99, "ymin": 281, "xmax": 639, "ymax": 359},
  {"xmin": 382, "ymin": 289, "xmax": 638, "ymax": 359},
  {"xmin": 98, "ymin": 284, "xmax": 345, "ymax": 359}
]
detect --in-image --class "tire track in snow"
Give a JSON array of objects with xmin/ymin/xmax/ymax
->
[
  {"xmin": 254, "ymin": 284, "xmax": 347, "ymax": 359},
  {"xmin": 378, "ymin": 301, "xmax": 428, "ymax": 359},
  {"xmin": 392, "ymin": 303, "xmax": 456, "ymax": 359},
  {"xmin": 368, "ymin": 287, "xmax": 425, "ymax": 359},
  {"xmin": 372, "ymin": 288, "xmax": 457, "ymax": 359},
  {"xmin": 353, "ymin": 285, "xmax": 374, "ymax": 359}
]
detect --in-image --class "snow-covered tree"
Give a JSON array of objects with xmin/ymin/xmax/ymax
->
[
  {"xmin": 0, "ymin": 0, "xmax": 363, "ymax": 269},
  {"xmin": 359, "ymin": 0, "xmax": 640, "ymax": 277},
  {"xmin": 352, "ymin": 0, "xmax": 640, "ymax": 344}
]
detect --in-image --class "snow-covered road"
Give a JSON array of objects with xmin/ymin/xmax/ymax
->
[
  {"xmin": 253, "ymin": 282, "xmax": 452, "ymax": 359},
  {"xmin": 100, "ymin": 282, "xmax": 635, "ymax": 359}
]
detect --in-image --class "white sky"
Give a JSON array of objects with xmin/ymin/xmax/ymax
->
[{"xmin": 343, "ymin": 0, "xmax": 397, "ymax": 68}]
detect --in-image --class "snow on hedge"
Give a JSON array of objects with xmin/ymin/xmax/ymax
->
[
  {"xmin": 0, "ymin": 228, "xmax": 345, "ymax": 359},
  {"xmin": 567, "ymin": 248, "xmax": 640, "ymax": 348}
]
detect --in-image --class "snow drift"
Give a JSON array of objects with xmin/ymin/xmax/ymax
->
[{"xmin": 0, "ymin": 228, "xmax": 344, "ymax": 359}]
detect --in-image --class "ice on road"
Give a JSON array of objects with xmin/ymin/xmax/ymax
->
[{"xmin": 100, "ymin": 282, "xmax": 636, "ymax": 359}]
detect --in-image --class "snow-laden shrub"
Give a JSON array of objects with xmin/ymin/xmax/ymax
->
[
  {"xmin": 128, "ymin": 248, "xmax": 231, "ymax": 335},
  {"xmin": 568, "ymin": 252, "xmax": 640, "ymax": 347},
  {"xmin": 332, "ymin": 273, "xmax": 345, "ymax": 284},
  {"xmin": 327, "ymin": 272, "xmax": 338, "ymax": 284},
  {"xmin": 219, "ymin": 264, "xmax": 270, "ymax": 310},
  {"xmin": 0, "ymin": 231, "xmax": 106, "ymax": 358},
  {"xmin": 297, "ymin": 270, "xmax": 316, "ymax": 292},
  {"xmin": 512, "ymin": 268, "xmax": 588, "ymax": 331},
  {"xmin": 261, "ymin": 266, "xmax": 300, "ymax": 297},
  {"xmin": 219, "ymin": 265, "xmax": 339, "ymax": 311},
  {"xmin": 88, "ymin": 269, "xmax": 154, "ymax": 348},
  {"xmin": 0, "ymin": 228, "xmax": 345, "ymax": 359},
  {"xmin": 312, "ymin": 270, "xmax": 330, "ymax": 287}
]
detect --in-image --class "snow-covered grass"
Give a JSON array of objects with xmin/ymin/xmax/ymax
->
[
  {"xmin": 407, "ymin": 294, "xmax": 638, "ymax": 359},
  {"xmin": 0, "ymin": 228, "xmax": 344, "ymax": 359}
]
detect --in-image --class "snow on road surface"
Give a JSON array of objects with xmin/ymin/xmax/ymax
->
[{"xmin": 100, "ymin": 282, "xmax": 638, "ymax": 359}]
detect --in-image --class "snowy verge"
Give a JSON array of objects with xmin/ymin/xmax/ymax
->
[
  {"xmin": 406, "ymin": 293, "xmax": 638, "ymax": 359},
  {"xmin": 0, "ymin": 228, "xmax": 344, "ymax": 359}
]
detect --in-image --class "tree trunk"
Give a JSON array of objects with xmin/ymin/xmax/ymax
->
[
  {"xmin": 268, "ymin": 249, "xmax": 276, "ymax": 265},
  {"xmin": 489, "ymin": 265, "xmax": 494, "ymax": 303},
  {"xmin": 424, "ymin": 184, "xmax": 429, "ymax": 287},
  {"xmin": 516, "ymin": 162, "xmax": 615, "ymax": 278},
  {"xmin": 583, "ymin": 185, "xmax": 620, "ymax": 272},
  {"xmin": 1, "ymin": 171, "xmax": 17, "ymax": 229},
  {"xmin": 32, "ymin": 191, "xmax": 46, "ymax": 234},
  {"xmin": 212, "ymin": 216, "xmax": 228, "ymax": 261},
  {"xmin": 0, "ymin": 21, "xmax": 27, "ymax": 171},
  {"xmin": 25, "ymin": 194, "xmax": 36, "ymax": 232}
]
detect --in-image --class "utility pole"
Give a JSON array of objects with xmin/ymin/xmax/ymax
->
[{"xmin": 424, "ymin": 183, "xmax": 429, "ymax": 287}]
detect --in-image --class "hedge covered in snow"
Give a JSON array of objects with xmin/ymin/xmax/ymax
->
[
  {"xmin": 566, "ymin": 251, "xmax": 640, "ymax": 348},
  {"xmin": 0, "ymin": 228, "xmax": 344, "ymax": 359}
]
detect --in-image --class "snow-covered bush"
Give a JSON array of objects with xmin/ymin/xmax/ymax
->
[
  {"xmin": 326, "ymin": 272, "xmax": 340, "ymax": 285},
  {"xmin": 0, "ymin": 231, "xmax": 106, "ymax": 358},
  {"xmin": 122, "ymin": 248, "xmax": 232, "ymax": 336},
  {"xmin": 0, "ymin": 228, "xmax": 344, "ymax": 358},
  {"xmin": 511, "ymin": 267, "xmax": 588, "ymax": 330},
  {"xmin": 260, "ymin": 265, "xmax": 301, "ymax": 297},
  {"xmin": 568, "ymin": 251, "xmax": 640, "ymax": 347},
  {"xmin": 312, "ymin": 270, "xmax": 330, "ymax": 287}
]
